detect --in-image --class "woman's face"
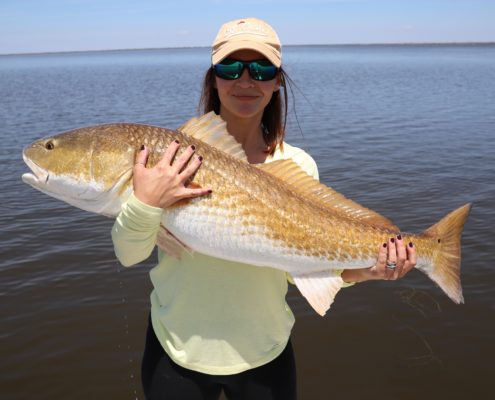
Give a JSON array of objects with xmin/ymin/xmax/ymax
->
[{"xmin": 215, "ymin": 49, "xmax": 280, "ymax": 121}]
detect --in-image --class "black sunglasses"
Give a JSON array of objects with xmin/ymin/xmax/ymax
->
[{"xmin": 213, "ymin": 58, "xmax": 278, "ymax": 81}]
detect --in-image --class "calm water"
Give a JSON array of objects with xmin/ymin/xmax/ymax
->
[{"xmin": 1, "ymin": 45, "xmax": 494, "ymax": 400}]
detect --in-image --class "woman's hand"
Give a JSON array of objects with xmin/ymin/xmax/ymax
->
[
  {"xmin": 133, "ymin": 141, "xmax": 212, "ymax": 208},
  {"xmin": 341, "ymin": 235, "xmax": 417, "ymax": 283}
]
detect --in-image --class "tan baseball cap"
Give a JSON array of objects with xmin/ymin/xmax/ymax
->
[{"xmin": 211, "ymin": 18, "xmax": 282, "ymax": 67}]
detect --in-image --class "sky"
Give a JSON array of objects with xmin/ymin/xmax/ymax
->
[{"xmin": 1, "ymin": 0, "xmax": 494, "ymax": 54}]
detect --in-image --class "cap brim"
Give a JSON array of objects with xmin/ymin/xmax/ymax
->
[{"xmin": 212, "ymin": 41, "xmax": 281, "ymax": 67}]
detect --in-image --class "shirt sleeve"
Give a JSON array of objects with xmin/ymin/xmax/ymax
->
[{"xmin": 111, "ymin": 192, "xmax": 163, "ymax": 267}]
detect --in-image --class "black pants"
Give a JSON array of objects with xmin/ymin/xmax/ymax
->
[{"xmin": 141, "ymin": 316, "xmax": 297, "ymax": 400}]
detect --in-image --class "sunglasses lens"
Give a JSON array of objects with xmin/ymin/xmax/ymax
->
[
  {"xmin": 249, "ymin": 60, "xmax": 277, "ymax": 81},
  {"xmin": 214, "ymin": 60, "xmax": 244, "ymax": 80},
  {"xmin": 214, "ymin": 59, "xmax": 278, "ymax": 81}
]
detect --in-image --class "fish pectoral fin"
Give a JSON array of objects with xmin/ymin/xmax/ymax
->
[
  {"xmin": 178, "ymin": 112, "xmax": 248, "ymax": 162},
  {"xmin": 292, "ymin": 270, "xmax": 344, "ymax": 316},
  {"xmin": 258, "ymin": 160, "xmax": 398, "ymax": 231},
  {"xmin": 156, "ymin": 225, "xmax": 193, "ymax": 259}
]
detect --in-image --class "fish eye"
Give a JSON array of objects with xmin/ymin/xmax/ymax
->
[{"xmin": 45, "ymin": 141, "xmax": 55, "ymax": 150}]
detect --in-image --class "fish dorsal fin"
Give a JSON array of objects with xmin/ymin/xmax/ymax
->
[
  {"xmin": 292, "ymin": 270, "xmax": 344, "ymax": 316},
  {"xmin": 258, "ymin": 159, "xmax": 399, "ymax": 231},
  {"xmin": 179, "ymin": 112, "xmax": 248, "ymax": 162}
]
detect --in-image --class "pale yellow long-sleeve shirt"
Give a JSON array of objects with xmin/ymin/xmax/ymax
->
[{"xmin": 112, "ymin": 143, "xmax": 321, "ymax": 375}]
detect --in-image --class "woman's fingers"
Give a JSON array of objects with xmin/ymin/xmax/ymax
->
[
  {"xmin": 375, "ymin": 242, "xmax": 388, "ymax": 273},
  {"xmin": 389, "ymin": 237, "xmax": 417, "ymax": 280},
  {"xmin": 157, "ymin": 139, "xmax": 181, "ymax": 167},
  {"xmin": 367, "ymin": 242, "xmax": 388, "ymax": 280},
  {"xmin": 149, "ymin": 141, "xmax": 198, "ymax": 174},
  {"xmin": 181, "ymin": 186, "xmax": 213, "ymax": 199},
  {"xmin": 170, "ymin": 152, "xmax": 212, "ymax": 202},
  {"xmin": 134, "ymin": 145, "xmax": 149, "ymax": 170},
  {"xmin": 382, "ymin": 235, "xmax": 407, "ymax": 280},
  {"xmin": 392, "ymin": 235, "xmax": 406, "ymax": 278},
  {"xmin": 369, "ymin": 237, "xmax": 417, "ymax": 282},
  {"xmin": 400, "ymin": 242, "xmax": 417, "ymax": 278},
  {"xmin": 180, "ymin": 154, "xmax": 203, "ymax": 180},
  {"xmin": 407, "ymin": 242, "xmax": 417, "ymax": 268},
  {"xmin": 395, "ymin": 236, "xmax": 407, "ymax": 268},
  {"xmin": 385, "ymin": 237, "xmax": 397, "ymax": 279},
  {"xmin": 133, "ymin": 141, "xmax": 210, "ymax": 209},
  {"xmin": 171, "ymin": 144, "xmax": 197, "ymax": 173},
  {"xmin": 387, "ymin": 237, "xmax": 397, "ymax": 264}
]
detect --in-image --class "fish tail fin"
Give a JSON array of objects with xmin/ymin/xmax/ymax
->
[{"xmin": 420, "ymin": 203, "xmax": 471, "ymax": 304}]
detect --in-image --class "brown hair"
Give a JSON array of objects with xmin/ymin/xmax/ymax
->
[{"xmin": 198, "ymin": 67, "xmax": 290, "ymax": 156}]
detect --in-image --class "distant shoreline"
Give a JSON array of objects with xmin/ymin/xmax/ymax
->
[{"xmin": 1, "ymin": 42, "xmax": 494, "ymax": 57}]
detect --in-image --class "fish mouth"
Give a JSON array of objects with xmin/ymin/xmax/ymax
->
[{"xmin": 22, "ymin": 152, "xmax": 49, "ymax": 187}]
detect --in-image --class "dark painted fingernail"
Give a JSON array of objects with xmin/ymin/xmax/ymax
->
[
  {"xmin": 140, "ymin": 144, "xmax": 145, "ymax": 151},
  {"xmin": 409, "ymin": 242, "xmax": 413, "ymax": 248},
  {"xmin": 174, "ymin": 139, "xmax": 179, "ymax": 144},
  {"xmin": 383, "ymin": 243, "xmax": 387, "ymax": 248},
  {"xmin": 390, "ymin": 237, "xmax": 395, "ymax": 243},
  {"xmin": 207, "ymin": 189, "xmax": 212, "ymax": 194},
  {"xmin": 397, "ymin": 234, "xmax": 402, "ymax": 240},
  {"xmin": 198, "ymin": 156, "xmax": 203, "ymax": 161},
  {"xmin": 191, "ymin": 145, "xmax": 196, "ymax": 150}
]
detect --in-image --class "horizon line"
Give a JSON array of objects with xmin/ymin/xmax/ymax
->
[{"xmin": 1, "ymin": 41, "xmax": 494, "ymax": 57}]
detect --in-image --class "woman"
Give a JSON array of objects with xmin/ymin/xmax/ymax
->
[{"xmin": 112, "ymin": 17, "xmax": 416, "ymax": 400}]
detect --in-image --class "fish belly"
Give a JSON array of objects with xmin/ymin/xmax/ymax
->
[{"xmin": 161, "ymin": 202, "xmax": 376, "ymax": 275}]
